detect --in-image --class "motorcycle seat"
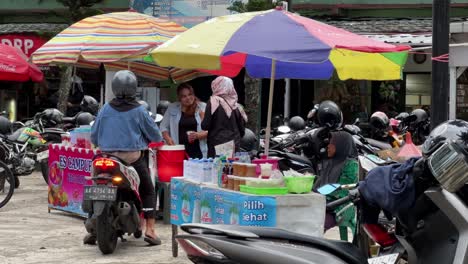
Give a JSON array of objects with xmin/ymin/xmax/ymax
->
[
  {"xmin": 182, "ymin": 224, "xmax": 367, "ymax": 264},
  {"xmin": 267, "ymin": 150, "xmax": 313, "ymax": 167},
  {"xmin": 365, "ymin": 138, "xmax": 392, "ymax": 150},
  {"xmin": 62, "ymin": 116, "xmax": 76, "ymax": 123}
]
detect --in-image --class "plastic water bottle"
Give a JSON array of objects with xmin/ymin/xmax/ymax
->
[
  {"xmin": 203, "ymin": 159, "xmax": 210, "ymax": 183},
  {"xmin": 194, "ymin": 159, "xmax": 201, "ymax": 182},
  {"xmin": 183, "ymin": 160, "xmax": 189, "ymax": 179},
  {"xmin": 211, "ymin": 158, "xmax": 218, "ymax": 184}
]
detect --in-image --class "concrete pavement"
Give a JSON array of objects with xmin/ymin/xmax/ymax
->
[
  {"xmin": 0, "ymin": 172, "xmax": 344, "ymax": 264},
  {"xmin": 0, "ymin": 172, "xmax": 190, "ymax": 264}
]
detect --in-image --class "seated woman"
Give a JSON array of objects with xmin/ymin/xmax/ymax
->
[
  {"xmin": 315, "ymin": 130, "xmax": 359, "ymax": 241},
  {"xmin": 160, "ymin": 83, "xmax": 208, "ymax": 158}
]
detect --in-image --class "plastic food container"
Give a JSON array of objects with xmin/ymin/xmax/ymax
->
[
  {"xmin": 240, "ymin": 185, "xmax": 288, "ymax": 195},
  {"xmin": 283, "ymin": 175, "xmax": 315, "ymax": 194},
  {"xmin": 238, "ymin": 176, "xmax": 284, "ymax": 188},
  {"xmin": 252, "ymin": 156, "xmax": 280, "ymax": 176}
]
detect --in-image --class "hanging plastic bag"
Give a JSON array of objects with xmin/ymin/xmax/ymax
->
[{"xmin": 397, "ymin": 132, "xmax": 422, "ymax": 159}]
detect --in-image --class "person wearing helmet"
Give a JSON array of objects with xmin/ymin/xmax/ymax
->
[
  {"xmin": 89, "ymin": 70, "xmax": 162, "ymax": 246},
  {"xmin": 313, "ymin": 101, "xmax": 358, "ymax": 188},
  {"xmin": 80, "ymin": 95, "xmax": 100, "ymax": 116},
  {"xmin": 160, "ymin": 83, "xmax": 208, "ymax": 158},
  {"xmin": 66, "ymin": 75, "xmax": 85, "ymax": 117},
  {"xmin": 289, "ymin": 116, "xmax": 306, "ymax": 131},
  {"xmin": 156, "ymin": 100, "xmax": 170, "ymax": 116},
  {"xmin": 316, "ymin": 100, "xmax": 343, "ymax": 129}
]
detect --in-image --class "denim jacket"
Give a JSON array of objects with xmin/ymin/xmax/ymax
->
[
  {"xmin": 91, "ymin": 104, "xmax": 162, "ymax": 152},
  {"xmin": 160, "ymin": 102, "xmax": 208, "ymax": 158}
]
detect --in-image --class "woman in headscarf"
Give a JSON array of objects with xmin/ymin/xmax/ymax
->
[
  {"xmin": 314, "ymin": 130, "xmax": 358, "ymax": 237},
  {"xmin": 202, "ymin": 76, "xmax": 248, "ymax": 158},
  {"xmin": 313, "ymin": 130, "xmax": 358, "ymax": 190}
]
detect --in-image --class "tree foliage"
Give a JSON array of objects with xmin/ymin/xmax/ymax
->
[
  {"xmin": 47, "ymin": 0, "xmax": 106, "ymax": 113},
  {"xmin": 56, "ymin": 0, "xmax": 105, "ymax": 23},
  {"xmin": 228, "ymin": 0, "xmax": 275, "ymax": 13}
]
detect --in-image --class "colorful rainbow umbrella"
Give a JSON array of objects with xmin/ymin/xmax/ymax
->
[
  {"xmin": 150, "ymin": 8, "xmax": 411, "ymax": 154},
  {"xmin": 151, "ymin": 8, "xmax": 410, "ymax": 81},
  {"xmin": 31, "ymin": 11, "xmax": 204, "ymax": 82}
]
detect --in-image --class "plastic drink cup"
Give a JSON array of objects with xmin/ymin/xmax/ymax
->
[{"xmin": 260, "ymin": 163, "xmax": 273, "ymax": 179}]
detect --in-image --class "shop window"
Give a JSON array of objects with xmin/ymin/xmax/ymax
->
[
  {"xmin": 405, "ymin": 73, "xmax": 431, "ymax": 112},
  {"xmin": 315, "ymin": 77, "xmax": 371, "ymax": 124}
]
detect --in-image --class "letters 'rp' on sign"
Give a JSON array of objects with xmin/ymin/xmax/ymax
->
[{"xmin": 0, "ymin": 34, "xmax": 47, "ymax": 57}]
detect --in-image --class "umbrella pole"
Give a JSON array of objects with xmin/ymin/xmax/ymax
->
[{"xmin": 264, "ymin": 59, "xmax": 276, "ymax": 157}]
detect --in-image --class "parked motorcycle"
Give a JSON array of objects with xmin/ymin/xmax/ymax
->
[
  {"xmin": 0, "ymin": 124, "xmax": 49, "ymax": 187},
  {"xmin": 83, "ymin": 153, "xmax": 146, "ymax": 254},
  {"xmin": 176, "ymin": 222, "xmax": 400, "ymax": 264}
]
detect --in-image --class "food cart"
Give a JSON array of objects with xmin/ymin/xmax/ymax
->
[{"xmin": 169, "ymin": 159, "xmax": 326, "ymax": 257}]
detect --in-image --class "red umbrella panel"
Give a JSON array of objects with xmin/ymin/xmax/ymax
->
[{"xmin": 0, "ymin": 44, "xmax": 43, "ymax": 82}]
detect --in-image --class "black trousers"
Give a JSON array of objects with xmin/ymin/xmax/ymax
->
[{"xmin": 131, "ymin": 151, "xmax": 156, "ymax": 219}]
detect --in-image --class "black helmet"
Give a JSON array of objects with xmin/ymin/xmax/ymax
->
[
  {"xmin": 410, "ymin": 109, "xmax": 429, "ymax": 124},
  {"xmin": 156, "ymin": 100, "xmax": 170, "ymax": 116},
  {"xmin": 80, "ymin": 95, "xmax": 99, "ymax": 115},
  {"xmin": 422, "ymin": 120, "xmax": 468, "ymax": 156},
  {"xmin": 240, "ymin": 128, "xmax": 257, "ymax": 152},
  {"xmin": 76, "ymin": 112, "xmax": 95, "ymax": 126},
  {"xmin": 42, "ymin": 108, "xmax": 64, "ymax": 126},
  {"xmin": 317, "ymin": 100, "xmax": 343, "ymax": 129},
  {"xmin": 289, "ymin": 116, "xmax": 306, "ymax": 131},
  {"xmin": 138, "ymin": 100, "xmax": 151, "ymax": 112},
  {"xmin": 370, "ymin": 111, "xmax": 390, "ymax": 130},
  {"xmin": 112, "ymin": 70, "xmax": 137, "ymax": 98},
  {"xmin": 0, "ymin": 116, "xmax": 11, "ymax": 135},
  {"xmin": 395, "ymin": 112, "xmax": 409, "ymax": 121}
]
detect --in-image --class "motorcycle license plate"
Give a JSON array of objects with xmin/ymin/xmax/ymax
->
[
  {"xmin": 83, "ymin": 186, "xmax": 117, "ymax": 201},
  {"xmin": 37, "ymin": 150, "xmax": 49, "ymax": 161},
  {"xmin": 368, "ymin": 253, "xmax": 399, "ymax": 264}
]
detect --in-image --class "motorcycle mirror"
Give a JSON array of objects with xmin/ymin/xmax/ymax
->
[
  {"xmin": 277, "ymin": 125, "xmax": 291, "ymax": 134},
  {"xmin": 155, "ymin": 114, "xmax": 163, "ymax": 123},
  {"xmin": 354, "ymin": 118, "xmax": 360, "ymax": 126},
  {"xmin": 317, "ymin": 184, "xmax": 341, "ymax": 195},
  {"xmin": 307, "ymin": 109, "xmax": 316, "ymax": 119}
]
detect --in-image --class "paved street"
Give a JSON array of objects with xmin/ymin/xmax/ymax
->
[
  {"xmin": 0, "ymin": 172, "xmax": 190, "ymax": 264},
  {"xmin": 0, "ymin": 172, "xmax": 343, "ymax": 264}
]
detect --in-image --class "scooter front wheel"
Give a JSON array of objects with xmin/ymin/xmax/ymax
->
[{"xmin": 96, "ymin": 203, "xmax": 118, "ymax": 254}]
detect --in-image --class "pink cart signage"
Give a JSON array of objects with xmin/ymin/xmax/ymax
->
[{"xmin": 48, "ymin": 144, "xmax": 99, "ymax": 217}]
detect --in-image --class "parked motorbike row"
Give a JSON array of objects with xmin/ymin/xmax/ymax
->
[
  {"xmin": 0, "ymin": 95, "xmax": 98, "ymax": 196},
  {"xmin": 176, "ymin": 102, "xmax": 467, "ymax": 264}
]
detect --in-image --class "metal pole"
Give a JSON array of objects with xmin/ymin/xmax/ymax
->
[
  {"xmin": 449, "ymin": 67, "xmax": 457, "ymax": 119},
  {"xmin": 431, "ymin": 0, "xmax": 450, "ymax": 128},
  {"xmin": 264, "ymin": 60, "xmax": 277, "ymax": 156},
  {"xmin": 284, "ymin": 78, "xmax": 291, "ymax": 120}
]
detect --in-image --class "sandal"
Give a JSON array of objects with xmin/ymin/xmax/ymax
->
[{"xmin": 144, "ymin": 235, "xmax": 162, "ymax": 246}]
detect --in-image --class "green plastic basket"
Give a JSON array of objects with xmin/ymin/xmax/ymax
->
[
  {"xmin": 240, "ymin": 185, "xmax": 288, "ymax": 195},
  {"xmin": 284, "ymin": 175, "xmax": 315, "ymax": 194}
]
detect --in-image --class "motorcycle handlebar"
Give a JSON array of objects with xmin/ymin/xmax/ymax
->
[{"xmin": 326, "ymin": 189, "xmax": 359, "ymax": 211}]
